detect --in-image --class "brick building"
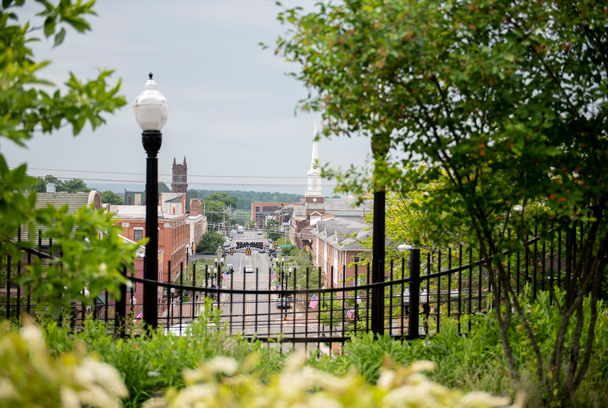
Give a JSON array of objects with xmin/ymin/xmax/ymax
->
[
  {"xmin": 110, "ymin": 200, "xmax": 187, "ymax": 286},
  {"xmin": 311, "ymin": 216, "xmax": 371, "ymax": 289}
]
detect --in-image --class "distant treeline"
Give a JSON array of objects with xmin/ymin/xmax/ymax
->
[{"xmin": 186, "ymin": 190, "xmax": 304, "ymax": 210}]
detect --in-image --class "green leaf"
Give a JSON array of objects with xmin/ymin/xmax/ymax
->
[
  {"xmin": 43, "ymin": 16, "xmax": 55, "ymax": 37},
  {"xmin": 53, "ymin": 27, "xmax": 66, "ymax": 47}
]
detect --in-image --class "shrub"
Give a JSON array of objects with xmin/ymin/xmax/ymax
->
[
  {"xmin": 0, "ymin": 319, "xmax": 127, "ymax": 408},
  {"xmin": 142, "ymin": 354, "xmax": 524, "ymax": 408}
]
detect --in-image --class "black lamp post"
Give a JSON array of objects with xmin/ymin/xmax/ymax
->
[
  {"xmin": 280, "ymin": 257, "xmax": 285, "ymax": 289},
  {"xmin": 134, "ymin": 73, "xmax": 169, "ymax": 331}
]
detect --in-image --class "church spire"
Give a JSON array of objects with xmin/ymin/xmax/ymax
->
[{"xmin": 306, "ymin": 121, "xmax": 322, "ymax": 197}]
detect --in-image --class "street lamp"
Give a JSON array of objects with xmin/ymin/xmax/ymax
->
[
  {"xmin": 134, "ymin": 73, "xmax": 169, "ymax": 330},
  {"xmin": 398, "ymin": 243, "xmax": 420, "ymax": 339}
]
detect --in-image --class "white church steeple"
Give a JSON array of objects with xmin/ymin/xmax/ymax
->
[{"xmin": 306, "ymin": 121, "xmax": 323, "ymax": 197}]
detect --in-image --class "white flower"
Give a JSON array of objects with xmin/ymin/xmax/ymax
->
[
  {"xmin": 60, "ymin": 387, "xmax": 80, "ymax": 408},
  {"xmin": 0, "ymin": 378, "xmax": 17, "ymax": 401},
  {"xmin": 460, "ymin": 391, "xmax": 511, "ymax": 407},
  {"xmin": 171, "ymin": 384, "xmax": 216, "ymax": 407},
  {"xmin": 19, "ymin": 324, "xmax": 46, "ymax": 354}
]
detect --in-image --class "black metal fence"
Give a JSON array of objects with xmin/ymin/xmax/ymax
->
[{"xmin": 1, "ymin": 225, "xmax": 579, "ymax": 354}]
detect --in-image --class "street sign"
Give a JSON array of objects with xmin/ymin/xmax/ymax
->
[{"xmin": 279, "ymin": 245, "xmax": 291, "ymax": 248}]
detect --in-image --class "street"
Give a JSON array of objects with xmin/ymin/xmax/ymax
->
[{"xmin": 169, "ymin": 229, "xmax": 329, "ymax": 355}]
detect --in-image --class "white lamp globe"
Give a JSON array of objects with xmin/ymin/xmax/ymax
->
[{"xmin": 134, "ymin": 73, "xmax": 169, "ymax": 131}]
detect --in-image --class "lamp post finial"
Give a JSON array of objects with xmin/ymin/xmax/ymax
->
[{"xmin": 149, "ymin": 72, "xmax": 153, "ymax": 80}]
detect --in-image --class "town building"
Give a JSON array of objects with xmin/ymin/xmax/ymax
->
[
  {"xmin": 250, "ymin": 202, "xmax": 302, "ymax": 229},
  {"xmin": 311, "ymin": 216, "xmax": 371, "ymax": 289},
  {"xmin": 110, "ymin": 195, "xmax": 188, "ymax": 287}
]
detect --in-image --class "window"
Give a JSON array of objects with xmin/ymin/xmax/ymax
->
[
  {"xmin": 134, "ymin": 229, "xmax": 143, "ymax": 241},
  {"xmin": 354, "ymin": 255, "xmax": 361, "ymax": 263}
]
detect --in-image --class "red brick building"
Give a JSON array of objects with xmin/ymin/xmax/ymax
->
[
  {"xmin": 111, "ymin": 202, "xmax": 187, "ymax": 286},
  {"xmin": 311, "ymin": 217, "xmax": 371, "ymax": 289}
]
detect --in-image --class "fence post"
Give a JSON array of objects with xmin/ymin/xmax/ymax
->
[
  {"xmin": 371, "ymin": 190, "xmax": 386, "ymax": 337},
  {"xmin": 408, "ymin": 248, "xmax": 421, "ymax": 339},
  {"xmin": 115, "ymin": 266, "xmax": 127, "ymax": 338}
]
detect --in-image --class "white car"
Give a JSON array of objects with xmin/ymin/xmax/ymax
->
[{"xmin": 244, "ymin": 265, "xmax": 254, "ymax": 273}]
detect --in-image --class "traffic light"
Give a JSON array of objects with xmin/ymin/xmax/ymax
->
[
  {"xmin": 246, "ymin": 248, "xmax": 251, "ymax": 256},
  {"xmin": 305, "ymin": 245, "xmax": 310, "ymax": 252},
  {"xmin": 274, "ymin": 242, "xmax": 278, "ymax": 248},
  {"xmin": 230, "ymin": 248, "xmax": 234, "ymax": 255}
]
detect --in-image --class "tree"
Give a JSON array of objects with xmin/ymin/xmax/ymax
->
[
  {"xmin": 276, "ymin": 0, "xmax": 608, "ymax": 398},
  {"xmin": 266, "ymin": 220, "xmax": 282, "ymax": 242},
  {"xmin": 196, "ymin": 231, "xmax": 224, "ymax": 254},
  {"xmin": 206, "ymin": 192, "xmax": 238, "ymax": 210},
  {"xmin": 204, "ymin": 199, "xmax": 227, "ymax": 226},
  {"xmin": 30, "ymin": 174, "xmax": 62, "ymax": 192},
  {"xmin": 101, "ymin": 190, "xmax": 123, "ymax": 205},
  {"xmin": 61, "ymin": 178, "xmax": 91, "ymax": 193},
  {"xmin": 1, "ymin": 0, "xmax": 134, "ymax": 313}
]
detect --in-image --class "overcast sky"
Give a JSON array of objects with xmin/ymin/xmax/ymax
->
[{"xmin": 4, "ymin": 1, "xmax": 372, "ymax": 195}]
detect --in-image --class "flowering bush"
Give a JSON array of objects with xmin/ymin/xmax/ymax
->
[
  {"xmin": 0, "ymin": 319, "xmax": 128, "ymax": 408},
  {"xmin": 143, "ymin": 354, "xmax": 524, "ymax": 408}
]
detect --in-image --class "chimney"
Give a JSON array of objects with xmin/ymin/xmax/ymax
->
[{"xmin": 46, "ymin": 183, "xmax": 56, "ymax": 193}]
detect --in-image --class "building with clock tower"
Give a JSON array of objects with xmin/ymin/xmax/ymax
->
[{"xmin": 172, "ymin": 157, "xmax": 188, "ymax": 193}]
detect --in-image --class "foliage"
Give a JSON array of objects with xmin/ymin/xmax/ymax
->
[
  {"xmin": 101, "ymin": 190, "xmax": 125, "ymax": 205},
  {"xmin": 144, "ymin": 353, "xmax": 523, "ymax": 408},
  {"xmin": 266, "ymin": 219, "xmax": 281, "ymax": 241},
  {"xmin": 195, "ymin": 231, "xmax": 224, "ymax": 254},
  {"xmin": 0, "ymin": 319, "xmax": 128, "ymax": 408},
  {"xmin": 4, "ymin": 290, "xmax": 606, "ymax": 407},
  {"xmin": 336, "ymin": 291, "xmax": 608, "ymax": 407},
  {"xmin": 274, "ymin": 0, "xmax": 608, "ymax": 397},
  {"xmin": 34, "ymin": 304, "xmax": 289, "ymax": 408},
  {"xmin": 187, "ymin": 189, "xmax": 304, "ymax": 211},
  {"xmin": 205, "ymin": 192, "xmax": 238, "ymax": 210},
  {"xmin": 15, "ymin": 204, "xmax": 136, "ymax": 316},
  {"xmin": 0, "ymin": 1, "xmax": 132, "ymax": 310},
  {"xmin": 203, "ymin": 199, "xmax": 227, "ymax": 225},
  {"xmin": 30, "ymin": 174, "xmax": 91, "ymax": 193}
]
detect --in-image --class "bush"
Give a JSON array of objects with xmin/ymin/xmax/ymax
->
[
  {"xmin": 143, "ymin": 354, "xmax": 523, "ymax": 408},
  {"xmin": 0, "ymin": 319, "xmax": 127, "ymax": 408},
  {"xmin": 195, "ymin": 232, "xmax": 224, "ymax": 253}
]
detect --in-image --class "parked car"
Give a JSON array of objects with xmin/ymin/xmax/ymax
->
[
  {"xmin": 276, "ymin": 296, "xmax": 291, "ymax": 309},
  {"xmin": 257, "ymin": 230, "xmax": 263, "ymax": 235},
  {"xmin": 244, "ymin": 265, "xmax": 254, "ymax": 273}
]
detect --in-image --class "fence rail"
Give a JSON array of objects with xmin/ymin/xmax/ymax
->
[{"xmin": 1, "ymin": 225, "xmax": 578, "ymax": 354}]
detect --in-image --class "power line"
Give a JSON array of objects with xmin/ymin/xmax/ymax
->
[
  {"xmin": 26, "ymin": 167, "xmax": 312, "ymax": 179},
  {"xmin": 19, "ymin": 168, "xmax": 342, "ymax": 189},
  {"xmin": 33, "ymin": 176, "xmax": 334, "ymax": 188}
]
